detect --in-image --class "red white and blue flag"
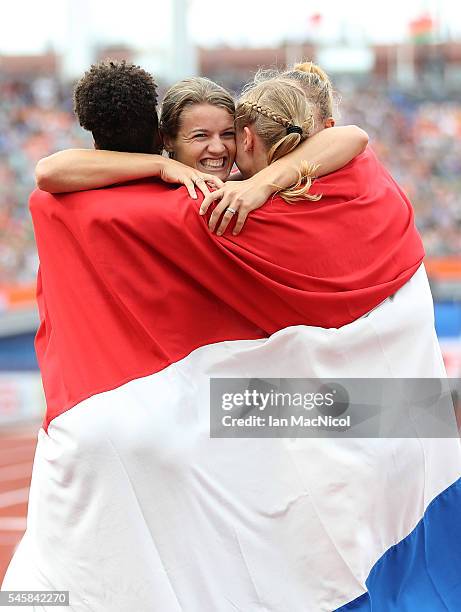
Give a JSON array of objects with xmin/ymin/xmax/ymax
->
[{"xmin": 3, "ymin": 148, "xmax": 461, "ymax": 611}]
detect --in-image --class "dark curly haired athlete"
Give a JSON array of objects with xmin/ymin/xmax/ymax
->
[{"xmin": 73, "ymin": 60, "xmax": 161, "ymax": 154}]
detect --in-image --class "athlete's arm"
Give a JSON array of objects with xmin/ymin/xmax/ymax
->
[
  {"xmin": 35, "ymin": 150, "xmax": 223, "ymax": 198},
  {"xmin": 201, "ymin": 125, "xmax": 368, "ymax": 235}
]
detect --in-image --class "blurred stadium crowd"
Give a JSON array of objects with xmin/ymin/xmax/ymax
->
[
  {"xmin": 340, "ymin": 84, "xmax": 461, "ymax": 258},
  {"xmin": 0, "ymin": 77, "xmax": 90, "ymax": 285},
  {"xmin": 1, "ymin": 73, "xmax": 460, "ymax": 285}
]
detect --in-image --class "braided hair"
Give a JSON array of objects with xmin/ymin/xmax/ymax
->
[{"xmin": 236, "ymin": 76, "xmax": 320, "ymax": 203}]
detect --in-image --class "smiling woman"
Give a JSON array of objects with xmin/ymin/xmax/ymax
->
[
  {"xmin": 160, "ymin": 77, "xmax": 237, "ymax": 181},
  {"xmin": 163, "ymin": 103, "xmax": 236, "ymax": 180}
]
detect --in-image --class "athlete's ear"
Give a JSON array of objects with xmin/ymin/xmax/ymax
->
[
  {"xmin": 162, "ymin": 134, "xmax": 175, "ymax": 154},
  {"xmin": 324, "ymin": 117, "xmax": 335, "ymax": 128},
  {"xmin": 243, "ymin": 126, "xmax": 254, "ymax": 153}
]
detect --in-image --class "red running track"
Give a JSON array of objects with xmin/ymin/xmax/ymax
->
[{"xmin": 0, "ymin": 423, "xmax": 40, "ymax": 584}]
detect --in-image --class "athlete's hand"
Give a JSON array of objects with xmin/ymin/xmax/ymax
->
[
  {"xmin": 159, "ymin": 158, "xmax": 224, "ymax": 198},
  {"xmin": 199, "ymin": 178, "xmax": 273, "ymax": 236}
]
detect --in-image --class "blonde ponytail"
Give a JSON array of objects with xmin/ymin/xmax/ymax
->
[{"xmin": 273, "ymin": 160, "xmax": 321, "ymax": 204}]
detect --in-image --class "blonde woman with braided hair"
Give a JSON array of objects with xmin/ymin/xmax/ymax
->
[
  {"xmin": 236, "ymin": 95, "xmax": 318, "ymax": 203},
  {"xmin": 236, "ymin": 78, "xmax": 320, "ymax": 198}
]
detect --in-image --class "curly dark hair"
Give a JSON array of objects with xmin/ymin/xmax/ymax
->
[{"xmin": 73, "ymin": 60, "xmax": 161, "ymax": 154}]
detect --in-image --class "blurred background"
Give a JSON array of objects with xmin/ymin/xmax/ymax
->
[{"xmin": 0, "ymin": 0, "xmax": 460, "ymax": 580}]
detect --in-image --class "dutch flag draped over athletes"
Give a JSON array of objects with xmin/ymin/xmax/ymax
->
[{"xmin": 3, "ymin": 148, "xmax": 461, "ymax": 611}]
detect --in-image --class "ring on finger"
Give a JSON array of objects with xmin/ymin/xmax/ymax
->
[{"xmin": 226, "ymin": 207, "xmax": 237, "ymax": 215}]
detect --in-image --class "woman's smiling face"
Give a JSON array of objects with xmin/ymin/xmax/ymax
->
[{"xmin": 166, "ymin": 103, "xmax": 236, "ymax": 181}]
